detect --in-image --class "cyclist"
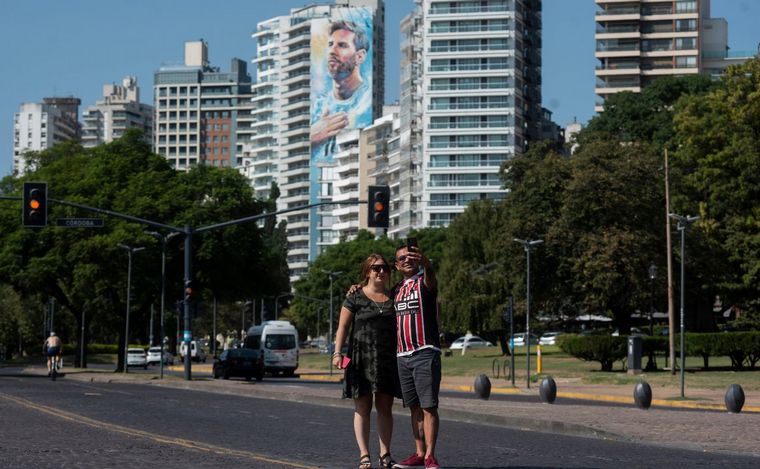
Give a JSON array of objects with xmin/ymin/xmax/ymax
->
[{"xmin": 44, "ymin": 332, "xmax": 63, "ymax": 376}]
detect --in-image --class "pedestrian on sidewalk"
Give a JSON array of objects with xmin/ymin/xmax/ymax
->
[
  {"xmin": 334, "ymin": 253, "xmax": 402, "ymax": 469},
  {"xmin": 392, "ymin": 241, "xmax": 442, "ymax": 469}
]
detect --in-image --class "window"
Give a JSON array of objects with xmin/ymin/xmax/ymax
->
[{"xmin": 265, "ymin": 334, "xmax": 296, "ymax": 350}]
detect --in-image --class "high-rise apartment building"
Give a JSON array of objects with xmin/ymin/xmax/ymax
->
[
  {"xmin": 412, "ymin": 0, "xmax": 542, "ymax": 227},
  {"xmin": 595, "ymin": 0, "xmax": 757, "ymax": 112},
  {"xmin": 250, "ymin": 1, "xmax": 384, "ymax": 282},
  {"xmin": 82, "ymin": 76, "xmax": 153, "ymax": 147},
  {"xmin": 154, "ymin": 41, "xmax": 253, "ymax": 170},
  {"xmin": 12, "ymin": 97, "xmax": 81, "ymax": 175}
]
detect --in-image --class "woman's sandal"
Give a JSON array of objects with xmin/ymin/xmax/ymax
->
[
  {"xmin": 378, "ymin": 452, "xmax": 396, "ymax": 468},
  {"xmin": 359, "ymin": 454, "xmax": 372, "ymax": 469}
]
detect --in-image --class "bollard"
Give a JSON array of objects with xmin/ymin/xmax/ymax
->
[
  {"xmin": 633, "ymin": 381, "xmax": 652, "ymax": 410},
  {"xmin": 474, "ymin": 374, "xmax": 491, "ymax": 400},
  {"xmin": 724, "ymin": 384, "xmax": 745, "ymax": 414},
  {"xmin": 539, "ymin": 377, "xmax": 557, "ymax": 404},
  {"xmin": 537, "ymin": 344, "xmax": 543, "ymax": 374}
]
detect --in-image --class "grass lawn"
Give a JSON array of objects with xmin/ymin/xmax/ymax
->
[{"xmin": 299, "ymin": 347, "xmax": 760, "ymax": 391}]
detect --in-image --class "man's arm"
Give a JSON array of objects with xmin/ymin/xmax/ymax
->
[{"xmin": 420, "ymin": 253, "xmax": 437, "ymax": 291}]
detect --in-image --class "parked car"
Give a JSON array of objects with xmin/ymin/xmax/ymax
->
[
  {"xmin": 611, "ymin": 327, "xmax": 649, "ymax": 337},
  {"xmin": 509, "ymin": 333, "xmax": 539, "ymax": 348},
  {"xmin": 126, "ymin": 348, "xmax": 148, "ymax": 369},
  {"xmin": 539, "ymin": 332, "xmax": 564, "ymax": 346},
  {"xmin": 213, "ymin": 348, "xmax": 264, "ymax": 381},
  {"xmin": 146, "ymin": 346, "xmax": 173, "ymax": 365},
  {"xmin": 449, "ymin": 335, "xmax": 494, "ymax": 350}
]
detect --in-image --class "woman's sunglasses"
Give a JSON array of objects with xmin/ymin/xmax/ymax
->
[{"xmin": 370, "ymin": 264, "xmax": 389, "ymax": 273}]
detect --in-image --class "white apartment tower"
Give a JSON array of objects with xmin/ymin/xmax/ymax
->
[
  {"xmin": 250, "ymin": 1, "xmax": 384, "ymax": 282},
  {"xmin": 416, "ymin": 0, "xmax": 542, "ymax": 227},
  {"xmin": 12, "ymin": 97, "xmax": 81, "ymax": 176},
  {"xmin": 82, "ymin": 76, "xmax": 153, "ymax": 147},
  {"xmin": 595, "ymin": 0, "xmax": 757, "ymax": 112}
]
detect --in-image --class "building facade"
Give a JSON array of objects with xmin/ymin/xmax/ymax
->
[
  {"xmin": 595, "ymin": 0, "xmax": 757, "ymax": 112},
  {"xmin": 12, "ymin": 97, "xmax": 81, "ymax": 175},
  {"xmin": 250, "ymin": 1, "xmax": 384, "ymax": 282},
  {"xmin": 415, "ymin": 0, "xmax": 542, "ymax": 227},
  {"xmin": 82, "ymin": 76, "xmax": 153, "ymax": 147},
  {"xmin": 154, "ymin": 41, "xmax": 253, "ymax": 170}
]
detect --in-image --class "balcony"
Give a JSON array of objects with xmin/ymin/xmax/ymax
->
[
  {"xmin": 429, "ymin": 23, "xmax": 509, "ymax": 34},
  {"xmin": 429, "ymin": 62, "xmax": 510, "ymax": 72},
  {"xmin": 429, "ymin": 2, "xmax": 510, "ymax": 15},
  {"xmin": 429, "ymin": 43, "xmax": 509, "ymax": 53}
]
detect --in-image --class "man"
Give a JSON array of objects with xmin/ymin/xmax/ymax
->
[
  {"xmin": 310, "ymin": 20, "xmax": 372, "ymax": 162},
  {"xmin": 392, "ymin": 244, "xmax": 441, "ymax": 469},
  {"xmin": 44, "ymin": 332, "xmax": 62, "ymax": 375}
]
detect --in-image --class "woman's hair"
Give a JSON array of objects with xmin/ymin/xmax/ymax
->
[{"xmin": 359, "ymin": 253, "xmax": 391, "ymax": 287}]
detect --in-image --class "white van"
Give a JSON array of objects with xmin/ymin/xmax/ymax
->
[
  {"xmin": 245, "ymin": 320, "xmax": 299, "ymax": 376},
  {"xmin": 179, "ymin": 340, "xmax": 206, "ymax": 362}
]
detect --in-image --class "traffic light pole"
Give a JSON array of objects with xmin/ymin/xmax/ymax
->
[
  {"xmin": 183, "ymin": 226, "xmax": 193, "ymax": 380},
  {"xmin": 3, "ymin": 192, "xmax": 366, "ymax": 380}
]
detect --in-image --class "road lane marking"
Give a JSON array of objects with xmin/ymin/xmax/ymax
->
[{"xmin": 0, "ymin": 392, "xmax": 318, "ymax": 469}]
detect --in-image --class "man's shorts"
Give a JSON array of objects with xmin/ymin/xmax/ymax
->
[
  {"xmin": 46, "ymin": 346, "xmax": 61, "ymax": 357},
  {"xmin": 397, "ymin": 347, "xmax": 441, "ymax": 409}
]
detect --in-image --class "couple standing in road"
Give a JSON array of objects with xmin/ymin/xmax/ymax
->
[{"xmin": 333, "ymin": 241, "xmax": 441, "ymax": 469}]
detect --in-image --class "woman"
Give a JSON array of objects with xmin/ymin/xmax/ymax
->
[{"xmin": 333, "ymin": 253, "xmax": 401, "ymax": 469}]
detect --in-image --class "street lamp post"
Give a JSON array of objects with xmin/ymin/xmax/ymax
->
[
  {"xmin": 646, "ymin": 263, "xmax": 658, "ymax": 371},
  {"xmin": 146, "ymin": 231, "xmax": 178, "ymax": 379},
  {"xmin": 322, "ymin": 270, "xmax": 343, "ymax": 376},
  {"xmin": 669, "ymin": 213, "xmax": 699, "ymax": 398},
  {"xmin": 118, "ymin": 243, "xmax": 145, "ymax": 374},
  {"xmin": 648, "ymin": 263, "xmax": 658, "ymax": 336},
  {"xmin": 513, "ymin": 238, "xmax": 543, "ymax": 389}
]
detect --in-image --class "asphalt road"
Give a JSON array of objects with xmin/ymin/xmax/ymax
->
[{"xmin": 0, "ymin": 375, "xmax": 757, "ymax": 468}]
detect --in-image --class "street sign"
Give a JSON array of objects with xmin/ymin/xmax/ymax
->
[{"xmin": 56, "ymin": 218, "xmax": 104, "ymax": 228}]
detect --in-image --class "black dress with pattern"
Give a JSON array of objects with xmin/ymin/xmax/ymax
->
[{"xmin": 342, "ymin": 289, "xmax": 402, "ymax": 399}]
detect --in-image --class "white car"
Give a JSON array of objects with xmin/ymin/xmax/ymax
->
[
  {"xmin": 539, "ymin": 332, "xmax": 564, "ymax": 346},
  {"xmin": 126, "ymin": 348, "xmax": 148, "ymax": 369},
  {"xmin": 449, "ymin": 336, "xmax": 494, "ymax": 350},
  {"xmin": 509, "ymin": 333, "xmax": 539, "ymax": 348},
  {"xmin": 146, "ymin": 346, "xmax": 173, "ymax": 365}
]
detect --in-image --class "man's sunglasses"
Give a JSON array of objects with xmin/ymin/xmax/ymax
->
[
  {"xmin": 370, "ymin": 264, "xmax": 389, "ymax": 273},
  {"xmin": 396, "ymin": 255, "xmax": 410, "ymax": 262}
]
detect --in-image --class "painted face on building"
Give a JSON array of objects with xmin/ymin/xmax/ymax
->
[{"xmin": 327, "ymin": 29, "xmax": 365, "ymax": 82}]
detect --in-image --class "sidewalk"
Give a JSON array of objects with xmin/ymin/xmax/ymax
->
[{"xmin": 6, "ymin": 365, "xmax": 760, "ymax": 458}]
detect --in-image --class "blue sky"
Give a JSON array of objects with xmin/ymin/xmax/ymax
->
[{"xmin": 2, "ymin": 0, "xmax": 759, "ymax": 177}]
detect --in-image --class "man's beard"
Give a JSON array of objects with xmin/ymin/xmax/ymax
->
[{"xmin": 328, "ymin": 55, "xmax": 357, "ymax": 82}]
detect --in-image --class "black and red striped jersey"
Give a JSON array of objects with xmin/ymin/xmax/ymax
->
[{"xmin": 394, "ymin": 272, "xmax": 440, "ymax": 356}]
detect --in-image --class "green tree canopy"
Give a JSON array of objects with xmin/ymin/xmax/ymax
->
[{"xmin": 0, "ymin": 130, "xmax": 288, "ymax": 366}]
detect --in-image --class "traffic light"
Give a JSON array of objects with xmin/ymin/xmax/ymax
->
[
  {"xmin": 184, "ymin": 280, "xmax": 194, "ymax": 302},
  {"xmin": 367, "ymin": 185, "xmax": 390, "ymax": 228},
  {"xmin": 22, "ymin": 182, "xmax": 47, "ymax": 227}
]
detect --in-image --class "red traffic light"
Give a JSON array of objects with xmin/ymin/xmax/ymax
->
[
  {"xmin": 367, "ymin": 185, "xmax": 390, "ymax": 228},
  {"xmin": 23, "ymin": 182, "xmax": 48, "ymax": 228}
]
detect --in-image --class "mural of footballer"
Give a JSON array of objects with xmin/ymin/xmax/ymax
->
[{"xmin": 310, "ymin": 14, "xmax": 373, "ymax": 162}]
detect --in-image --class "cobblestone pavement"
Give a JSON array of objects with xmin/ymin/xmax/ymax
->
[
  {"xmin": 6, "ymin": 365, "xmax": 760, "ymax": 460},
  {"xmin": 0, "ymin": 390, "xmax": 297, "ymax": 469}
]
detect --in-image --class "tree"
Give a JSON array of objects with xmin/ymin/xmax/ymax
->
[
  {"xmin": 581, "ymin": 75, "xmax": 717, "ymax": 149},
  {"xmin": 290, "ymin": 231, "xmax": 396, "ymax": 339},
  {"xmin": 438, "ymin": 200, "xmax": 507, "ymax": 334},
  {"xmin": 551, "ymin": 139, "xmax": 664, "ymax": 331},
  {"xmin": 672, "ymin": 57, "xmax": 760, "ymax": 317},
  {"xmin": 0, "ymin": 130, "xmax": 288, "ymax": 368}
]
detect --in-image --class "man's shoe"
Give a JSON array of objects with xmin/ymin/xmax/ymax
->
[
  {"xmin": 424, "ymin": 455, "xmax": 440, "ymax": 469},
  {"xmin": 393, "ymin": 453, "xmax": 424, "ymax": 468}
]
